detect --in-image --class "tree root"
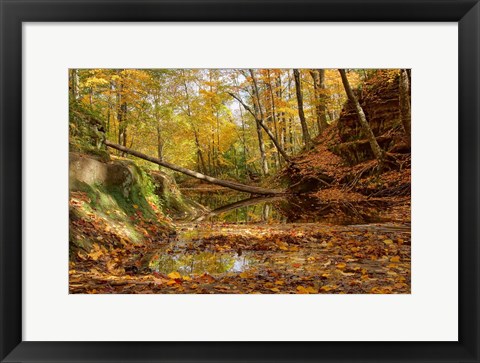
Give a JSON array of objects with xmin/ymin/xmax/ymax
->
[{"xmin": 368, "ymin": 183, "xmax": 410, "ymax": 198}]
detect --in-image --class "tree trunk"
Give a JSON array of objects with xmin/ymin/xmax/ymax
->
[
  {"xmin": 156, "ymin": 123, "xmax": 164, "ymax": 161},
  {"xmin": 319, "ymin": 70, "xmax": 328, "ymax": 129},
  {"xmin": 254, "ymin": 105, "xmax": 269, "ymax": 176},
  {"xmin": 193, "ymin": 129, "xmax": 207, "ymax": 174},
  {"xmin": 182, "ymin": 77, "xmax": 207, "ymax": 173},
  {"xmin": 105, "ymin": 141, "xmax": 284, "ymax": 195},
  {"xmin": 266, "ymin": 70, "xmax": 282, "ymax": 167},
  {"xmin": 293, "ymin": 69, "xmax": 312, "ymax": 149},
  {"xmin": 338, "ymin": 69, "xmax": 384, "ymax": 162},
  {"xmin": 69, "ymin": 69, "xmax": 78, "ymax": 102},
  {"xmin": 309, "ymin": 69, "xmax": 329, "ymax": 133},
  {"xmin": 248, "ymin": 70, "xmax": 269, "ymax": 176},
  {"xmin": 399, "ymin": 69, "xmax": 411, "ymax": 145},
  {"xmin": 238, "ymin": 103, "xmax": 249, "ymax": 176},
  {"xmin": 116, "ymin": 75, "xmax": 128, "ymax": 149}
]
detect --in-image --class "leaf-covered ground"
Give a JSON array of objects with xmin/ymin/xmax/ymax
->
[{"xmin": 70, "ymin": 217, "xmax": 410, "ymax": 294}]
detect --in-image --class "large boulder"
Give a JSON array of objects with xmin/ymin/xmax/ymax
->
[{"xmin": 69, "ymin": 152, "xmax": 141, "ymax": 197}]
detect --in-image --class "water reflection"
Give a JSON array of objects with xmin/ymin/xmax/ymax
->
[
  {"xmin": 183, "ymin": 189, "xmax": 390, "ymax": 225},
  {"xmin": 149, "ymin": 251, "xmax": 255, "ymax": 275}
]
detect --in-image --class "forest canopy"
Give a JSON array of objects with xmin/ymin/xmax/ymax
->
[{"xmin": 69, "ymin": 68, "xmax": 379, "ymax": 179}]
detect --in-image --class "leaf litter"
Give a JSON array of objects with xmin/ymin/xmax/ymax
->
[{"xmin": 70, "ymin": 219, "xmax": 410, "ymax": 294}]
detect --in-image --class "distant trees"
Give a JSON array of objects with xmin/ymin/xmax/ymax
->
[
  {"xmin": 229, "ymin": 70, "xmax": 291, "ymax": 168},
  {"xmin": 71, "ymin": 68, "xmax": 403, "ymax": 179}
]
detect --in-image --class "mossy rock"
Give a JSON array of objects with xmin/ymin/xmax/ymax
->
[{"xmin": 150, "ymin": 170, "xmax": 206, "ymax": 218}]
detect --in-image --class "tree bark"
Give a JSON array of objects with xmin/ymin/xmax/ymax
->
[
  {"xmin": 293, "ymin": 69, "xmax": 312, "ymax": 149},
  {"xmin": 309, "ymin": 69, "xmax": 329, "ymax": 133},
  {"xmin": 399, "ymin": 69, "xmax": 411, "ymax": 145},
  {"xmin": 156, "ymin": 123, "xmax": 164, "ymax": 161},
  {"xmin": 69, "ymin": 69, "xmax": 78, "ymax": 102},
  {"xmin": 116, "ymin": 74, "xmax": 128, "ymax": 149},
  {"xmin": 266, "ymin": 70, "xmax": 282, "ymax": 168},
  {"xmin": 193, "ymin": 129, "xmax": 207, "ymax": 174},
  {"xmin": 248, "ymin": 70, "xmax": 269, "ymax": 176},
  {"xmin": 105, "ymin": 141, "xmax": 284, "ymax": 195},
  {"xmin": 338, "ymin": 69, "xmax": 384, "ymax": 162}
]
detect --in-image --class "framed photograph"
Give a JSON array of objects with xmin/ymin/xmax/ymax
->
[{"xmin": 1, "ymin": 0, "xmax": 479, "ymax": 362}]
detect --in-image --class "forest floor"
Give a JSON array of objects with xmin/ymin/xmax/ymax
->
[
  {"xmin": 69, "ymin": 125, "xmax": 411, "ymax": 294},
  {"xmin": 69, "ymin": 192, "xmax": 410, "ymax": 294}
]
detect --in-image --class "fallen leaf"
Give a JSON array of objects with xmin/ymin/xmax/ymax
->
[
  {"xmin": 168, "ymin": 271, "xmax": 181, "ymax": 279},
  {"xmin": 88, "ymin": 250, "xmax": 103, "ymax": 261},
  {"xmin": 390, "ymin": 256, "xmax": 401, "ymax": 263}
]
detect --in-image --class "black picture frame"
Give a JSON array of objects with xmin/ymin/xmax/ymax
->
[{"xmin": 1, "ymin": 1, "xmax": 479, "ymax": 362}]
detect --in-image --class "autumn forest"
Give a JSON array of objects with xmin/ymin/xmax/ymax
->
[{"xmin": 69, "ymin": 68, "xmax": 411, "ymax": 294}]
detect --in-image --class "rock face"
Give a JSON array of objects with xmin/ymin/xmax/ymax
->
[
  {"xmin": 334, "ymin": 70, "xmax": 410, "ymax": 164},
  {"xmin": 69, "ymin": 152, "xmax": 140, "ymax": 197},
  {"xmin": 338, "ymin": 70, "xmax": 403, "ymax": 142},
  {"xmin": 70, "ymin": 152, "xmax": 204, "ymax": 220}
]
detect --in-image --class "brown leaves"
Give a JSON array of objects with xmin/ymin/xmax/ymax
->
[
  {"xmin": 70, "ymin": 217, "xmax": 410, "ymax": 295},
  {"xmin": 296, "ymin": 286, "xmax": 318, "ymax": 294},
  {"xmin": 87, "ymin": 244, "xmax": 104, "ymax": 261},
  {"xmin": 167, "ymin": 271, "xmax": 181, "ymax": 280}
]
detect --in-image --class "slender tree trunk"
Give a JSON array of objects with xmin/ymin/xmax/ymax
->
[
  {"xmin": 116, "ymin": 76, "xmax": 128, "ymax": 150},
  {"xmin": 339, "ymin": 69, "xmax": 384, "ymax": 162},
  {"xmin": 252, "ymin": 98, "xmax": 269, "ymax": 176},
  {"xmin": 156, "ymin": 123, "xmax": 164, "ymax": 160},
  {"xmin": 399, "ymin": 69, "xmax": 411, "ymax": 145},
  {"xmin": 309, "ymin": 69, "xmax": 329, "ymax": 134},
  {"xmin": 248, "ymin": 70, "xmax": 269, "ymax": 176},
  {"xmin": 319, "ymin": 70, "xmax": 328, "ymax": 129},
  {"xmin": 106, "ymin": 107, "xmax": 110, "ymax": 134},
  {"xmin": 69, "ymin": 69, "xmax": 78, "ymax": 102},
  {"xmin": 267, "ymin": 70, "xmax": 282, "ymax": 167},
  {"xmin": 105, "ymin": 141, "xmax": 284, "ymax": 195},
  {"xmin": 293, "ymin": 69, "xmax": 312, "ymax": 149},
  {"xmin": 288, "ymin": 118, "xmax": 294, "ymax": 153},
  {"xmin": 193, "ymin": 129, "xmax": 207, "ymax": 174},
  {"xmin": 276, "ymin": 74, "xmax": 287, "ymax": 153},
  {"xmin": 238, "ymin": 103, "xmax": 249, "ymax": 176},
  {"xmin": 121, "ymin": 104, "xmax": 127, "ymax": 147}
]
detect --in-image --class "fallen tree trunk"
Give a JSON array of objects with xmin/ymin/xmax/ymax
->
[{"xmin": 105, "ymin": 141, "xmax": 284, "ymax": 195}]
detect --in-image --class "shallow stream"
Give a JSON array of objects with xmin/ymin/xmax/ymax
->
[{"xmin": 148, "ymin": 189, "xmax": 410, "ymax": 280}]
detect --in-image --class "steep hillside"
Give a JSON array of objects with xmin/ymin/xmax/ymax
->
[{"xmin": 283, "ymin": 70, "xmax": 411, "ymax": 201}]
